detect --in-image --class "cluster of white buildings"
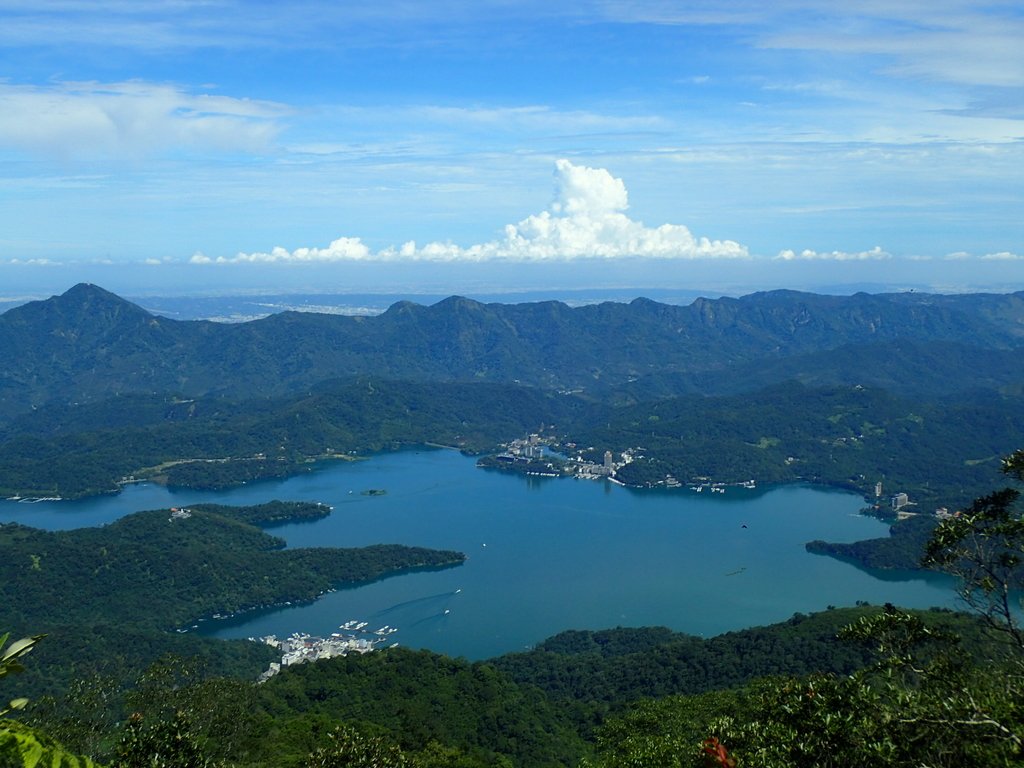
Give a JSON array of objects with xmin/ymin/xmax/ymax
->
[
  {"xmin": 169, "ymin": 507, "xmax": 193, "ymax": 521},
  {"xmin": 255, "ymin": 623, "xmax": 397, "ymax": 682},
  {"xmin": 504, "ymin": 434, "xmax": 547, "ymax": 459},
  {"xmin": 886, "ymin": 488, "xmax": 956, "ymax": 521},
  {"xmin": 571, "ymin": 450, "xmax": 621, "ymax": 479}
]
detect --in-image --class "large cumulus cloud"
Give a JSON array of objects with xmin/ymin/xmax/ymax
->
[{"xmin": 201, "ymin": 159, "xmax": 749, "ymax": 264}]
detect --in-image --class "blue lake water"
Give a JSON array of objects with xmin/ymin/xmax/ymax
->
[{"xmin": 0, "ymin": 448, "xmax": 958, "ymax": 659}]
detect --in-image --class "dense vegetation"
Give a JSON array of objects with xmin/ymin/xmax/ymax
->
[
  {"xmin": 0, "ymin": 379, "xmax": 584, "ymax": 498},
  {"xmin": 3, "ymin": 287, "xmax": 1024, "ymax": 765},
  {"xmin": 573, "ymin": 383, "xmax": 1023, "ymax": 509},
  {"xmin": 3, "ymin": 606, "xmax": 1016, "ymax": 767},
  {"xmin": 493, "ymin": 608, "xmax": 960, "ymax": 709},
  {"xmin": 0, "ymin": 380, "xmax": 1018, "ymax": 513},
  {"xmin": 806, "ymin": 512, "xmax": 942, "ymax": 571},
  {"xmin": 0, "ymin": 501, "xmax": 464, "ymax": 699}
]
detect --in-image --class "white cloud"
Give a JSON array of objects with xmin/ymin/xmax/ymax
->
[
  {"xmin": 610, "ymin": 1, "xmax": 1024, "ymax": 89},
  {"xmin": 409, "ymin": 105, "xmax": 662, "ymax": 134},
  {"xmin": 191, "ymin": 238, "xmax": 372, "ymax": 265},
  {"xmin": 774, "ymin": 246, "xmax": 891, "ymax": 261},
  {"xmin": 944, "ymin": 250, "xmax": 1022, "ymax": 261},
  {"xmin": 0, "ymin": 81, "xmax": 287, "ymax": 160},
  {"xmin": 212, "ymin": 159, "xmax": 749, "ymax": 264}
]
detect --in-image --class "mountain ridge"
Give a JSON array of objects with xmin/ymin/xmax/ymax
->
[{"xmin": 1, "ymin": 283, "xmax": 1022, "ymax": 422}]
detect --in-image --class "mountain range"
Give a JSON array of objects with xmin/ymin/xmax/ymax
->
[{"xmin": 2, "ymin": 283, "xmax": 1022, "ymax": 423}]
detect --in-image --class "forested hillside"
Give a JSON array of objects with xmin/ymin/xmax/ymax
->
[
  {"xmin": 2, "ymin": 284, "xmax": 1022, "ymax": 421},
  {"xmin": 0, "ymin": 501, "xmax": 465, "ymax": 699},
  {"xmin": 0, "ymin": 379, "xmax": 584, "ymax": 498}
]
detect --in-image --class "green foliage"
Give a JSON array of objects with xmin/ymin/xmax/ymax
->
[
  {"xmin": 0, "ymin": 380, "xmax": 583, "ymax": 498},
  {"xmin": 1, "ymin": 634, "xmax": 105, "ymax": 768},
  {"xmin": 304, "ymin": 724, "xmax": 407, "ymax": 768},
  {"xmin": 188, "ymin": 501, "xmax": 332, "ymax": 527},
  {"xmin": 923, "ymin": 450, "xmax": 1024, "ymax": 649},
  {"xmin": 1004, "ymin": 449, "xmax": 1024, "ymax": 482},
  {"xmin": 255, "ymin": 647, "xmax": 585, "ymax": 768},
  {"xmin": 1, "ymin": 506, "xmax": 463, "ymax": 633},
  {"xmin": 1, "ymin": 632, "xmax": 44, "ymax": 715},
  {"xmin": 28, "ymin": 655, "xmax": 265, "ymax": 768},
  {"xmin": 582, "ymin": 690, "xmax": 747, "ymax": 768},
  {"xmin": 0, "ymin": 719, "xmax": 105, "ymax": 768},
  {"xmin": 114, "ymin": 710, "xmax": 216, "ymax": 768},
  {"xmin": 494, "ymin": 610, "xmax": 887, "ymax": 713},
  {"xmin": 588, "ymin": 608, "xmax": 1023, "ymax": 768}
]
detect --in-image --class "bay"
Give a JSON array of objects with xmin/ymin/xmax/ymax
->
[{"xmin": 0, "ymin": 448, "xmax": 957, "ymax": 659}]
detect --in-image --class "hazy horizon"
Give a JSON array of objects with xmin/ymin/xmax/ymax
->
[{"xmin": 2, "ymin": 2, "xmax": 1021, "ymax": 298}]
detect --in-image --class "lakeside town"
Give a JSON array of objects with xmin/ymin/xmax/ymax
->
[
  {"xmin": 483, "ymin": 432, "xmax": 760, "ymax": 491},
  {"xmin": 483, "ymin": 433, "xmax": 958, "ymax": 522},
  {"xmin": 254, "ymin": 620, "xmax": 399, "ymax": 682}
]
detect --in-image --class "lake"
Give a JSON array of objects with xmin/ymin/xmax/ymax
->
[{"xmin": 0, "ymin": 448, "xmax": 958, "ymax": 659}]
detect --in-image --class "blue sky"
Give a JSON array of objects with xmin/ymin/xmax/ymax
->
[{"xmin": 1, "ymin": 0, "xmax": 1022, "ymax": 298}]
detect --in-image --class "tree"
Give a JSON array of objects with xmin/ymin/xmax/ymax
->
[
  {"xmin": 923, "ymin": 449, "xmax": 1024, "ymax": 650},
  {"xmin": 305, "ymin": 724, "xmax": 408, "ymax": 768},
  {"xmin": 2, "ymin": 632, "xmax": 104, "ymax": 767}
]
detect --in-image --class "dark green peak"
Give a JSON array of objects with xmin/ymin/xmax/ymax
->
[
  {"xmin": 434, "ymin": 295, "xmax": 485, "ymax": 312},
  {"xmin": 628, "ymin": 296, "xmax": 668, "ymax": 313},
  {"xmin": 58, "ymin": 283, "xmax": 148, "ymax": 314},
  {"xmin": 63, "ymin": 282, "xmax": 116, "ymax": 299},
  {"xmin": 382, "ymin": 299, "xmax": 422, "ymax": 315},
  {"xmin": 4, "ymin": 283, "xmax": 148, "ymax": 327}
]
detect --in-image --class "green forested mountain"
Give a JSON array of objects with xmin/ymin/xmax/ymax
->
[
  {"xmin": 2, "ymin": 283, "xmax": 1020, "ymax": 503},
  {"xmin": 610, "ymin": 338, "xmax": 1024, "ymax": 403},
  {"xmin": 2, "ymin": 284, "xmax": 1023, "ymax": 421}
]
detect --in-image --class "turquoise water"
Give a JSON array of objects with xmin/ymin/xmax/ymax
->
[{"xmin": 0, "ymin": 448, "xmax": 958, "ymax": 659}]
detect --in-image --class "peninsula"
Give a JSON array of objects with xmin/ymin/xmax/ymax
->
[{"xmin": 0, "ymin": 500, "xmax": 465, "ymax": 696}]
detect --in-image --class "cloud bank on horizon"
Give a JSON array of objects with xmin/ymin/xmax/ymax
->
[
  {"xmin": 190, "ymin": 159, "xmax": 963, "ymax": 266},
  {"xmin": 192, "ymin": 159, "xmax": 763, "ymax": 265}
]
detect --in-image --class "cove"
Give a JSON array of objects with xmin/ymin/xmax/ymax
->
[{"xmin": 0, "ymin": 448, "xmax": 959, "ymax": 660}]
